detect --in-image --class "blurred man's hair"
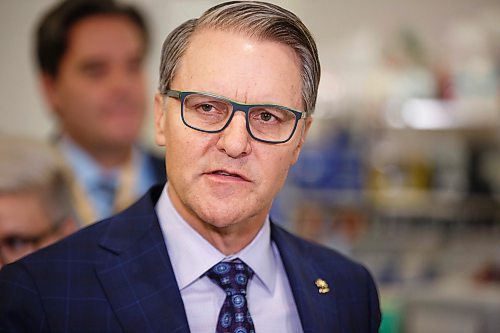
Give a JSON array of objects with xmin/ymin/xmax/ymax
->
[
  {"xmin": 158, "ymin": 1, "xmax": 321, "ymax": 115},
  {"xmin": 0, "ymin": 137, "xmax": 74, "ymax": 227},
  {"xmin": 35, "ymin": 0, "xmax": 149, "ymax": 77}
]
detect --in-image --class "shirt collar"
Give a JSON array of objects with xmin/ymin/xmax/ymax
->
[
  {"xmin": 59, "ymin": 136, "xmax": 118, "ymax": 188},
  {"xmin": 58, "ymin": 136, "xmax": 145, "ymax": 190},
  {"xmin": 155, "ymin": 184, "xmax": 276, "ymax": 294}
]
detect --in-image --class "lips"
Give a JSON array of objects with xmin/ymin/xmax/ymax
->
[{"xmin": 206, "ymin": 169, "xmax": 250, "ymax": 182}]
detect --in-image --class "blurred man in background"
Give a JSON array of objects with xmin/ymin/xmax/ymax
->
[
  {"xmin": 36, "ymin": 0, "xmax": 165, "ymax": 225},
  {"xmin": 0, "ymin": 137, "xmax": 77, "ymax": 269}
]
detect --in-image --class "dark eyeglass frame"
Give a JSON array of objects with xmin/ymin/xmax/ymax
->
[
  {"xmin": 0, "ymin": 221, "xmax": 62, "ymax": 264},
  {"xmin": 165, "ymin": 90, "xmax": 308, "ymax": 144}
]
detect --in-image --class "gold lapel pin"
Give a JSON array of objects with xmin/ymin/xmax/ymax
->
[{"xmin": 315, "ymin": 278, "xmax": 330, "ymax": 294}]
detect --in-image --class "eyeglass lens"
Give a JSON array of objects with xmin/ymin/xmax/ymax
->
[{"xmin": 182, "ymin": 93, "xmax": 298, "ymax": 142}]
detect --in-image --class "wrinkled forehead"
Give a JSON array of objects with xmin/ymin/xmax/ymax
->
[{"xmin": 173, "ymin": 28, "xmax": 303, "ymax": 108}]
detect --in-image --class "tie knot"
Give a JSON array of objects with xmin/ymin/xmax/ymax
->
[
  {"xmin": 95, "ymin": 177, "xmax": 116, "ymax": 193},
  {"xmin": 206, "ymin": 259, "xmax": 254, "ymax": 296}
]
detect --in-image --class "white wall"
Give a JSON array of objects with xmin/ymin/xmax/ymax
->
[{"xmin": 0, "ymin": 0, "xmax": 57, "ymax": 140}]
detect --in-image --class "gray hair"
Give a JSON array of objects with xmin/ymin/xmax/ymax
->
[
  {"xmin": 158, "ymin": 1, "xmax": 320, "ymax": 115},
  {"xmin": 0, "ymin": 137, "xmax": 73, "ymax": 227}
]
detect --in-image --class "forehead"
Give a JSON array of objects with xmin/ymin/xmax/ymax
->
[
  {"xmin": 64, "ymin": 15, "xmax": 144, "ymax": 62},
  {"xmin": 173, "ymin": 29, "xmax": 302, "ymax": 108},
  {"xmin": 0, "ymin": 192, "xmax": 50, "ymax": 235}
]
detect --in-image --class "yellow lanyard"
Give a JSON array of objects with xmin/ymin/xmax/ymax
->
[{"xmin": 59, "ymin": 152, "xmax": 137, "ymax": 226}]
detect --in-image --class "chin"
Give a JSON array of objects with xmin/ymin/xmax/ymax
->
[
  {"xmin": 202, "ymin": 211, "xmax": 242, "ymax": 228},
  {"xmin": 104, "ymin": 121, "xmax": 142, "ymax": 139},
  {"xmin": 197, "ymin": 204, "xmax": 250, "ymax": 229},
  {"xmin": 103, "ymin": 132, "xmax": 140, "ymax": 148}
]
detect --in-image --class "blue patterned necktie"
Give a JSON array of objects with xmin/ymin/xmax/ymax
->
[{"xmin": 206, "ymin": 259, "xmax": 256, "ymax": 333}]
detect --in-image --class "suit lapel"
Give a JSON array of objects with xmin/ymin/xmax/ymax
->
[
  {"xmin": 271, "ymin": 223, "xmax": 341, "ymax": 333},
  {"xmin": 96, "ymin": 186, "xmax": 190, "ymax": 333}
]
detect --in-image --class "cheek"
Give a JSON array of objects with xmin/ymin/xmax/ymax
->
[
  {"xmin": 165, "ymin": 108, "xmax": 215, "ymax": 151},
  {"xmin": 164, "ymin": 119, "xmax": 202, "ymax": 169},
  {"xmin": 127, "ymin": 76, "xmax": 147, "ymax": 100},
  {"xmin": 57, "ymin": 83, "xmax": 100, "ymax": 116},
  {"xmin": 258, "ymin": 148, "xmax": 295, "ymax": 188},
  {"xmin": 62, "ymin": 102, "xmax": 100, "ymax": 125},
  {"xmin": 133, "ymin": 73, "xmax": 147, "ymax": 91}
]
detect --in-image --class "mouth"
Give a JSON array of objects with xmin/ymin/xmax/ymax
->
[{"xmin": 206, "ymin": 169, "xmax": 250, "ymax": 182}]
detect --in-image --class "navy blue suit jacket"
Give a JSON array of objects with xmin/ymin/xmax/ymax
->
[{"xmin": 0, "ymin": 185, "xmax": 380, "ymax": 332}]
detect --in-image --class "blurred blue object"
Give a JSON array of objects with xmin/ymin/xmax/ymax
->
[{"xmin": 290, "ymin": 129, "xmax": 364, "ymax": 191}]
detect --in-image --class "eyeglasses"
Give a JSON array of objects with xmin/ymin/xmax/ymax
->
[
  {"xmin": 0, "ymin": 222, "xmax": 61, "ymax": 265},
  {"xmin": 165, "ymin": 90, "xmax": 307, "ymax": 144}
]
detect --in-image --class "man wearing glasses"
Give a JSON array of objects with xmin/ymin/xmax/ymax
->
[
  {"xmin": 0, "ymin": 138, "xmax": 77, "ymax": 270},
  {"xmin": 0, "ymin": 2, "xmax": 381, "ymax": 332}
]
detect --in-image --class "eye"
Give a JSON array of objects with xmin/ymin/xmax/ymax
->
[
  {"xmin": 3, "ymin": 236, "xmax": 31, "ymax": 252},
  {"xmin": 184, "ymin": 95, "xmax": 229, "ymax": 116},
  {"xmin": 259, "ymin": 112, "xmax": 275, "ymax": 122},
  {"xmin": 251, "ymin": 108, "xmax": 286, "ymax": 124},
  {"xmin": 80, "ymin": 62, "xmax": 107, "ymax": 79},
  {"xmin": 200, "ymin": 103, "xmax": 215, "ymax": 112},
  {"xmin": 126, "ymin": 56, "xmax": 143, "ymax": 75}
]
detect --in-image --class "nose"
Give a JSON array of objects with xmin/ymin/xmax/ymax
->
[
  {"xmin": 109, "ymin": 64, "xmax": 142, "ymax": 97},
  {"xmin": 216, "ymin": 112, "xmax": 252, "ymax": 158},
  {"xmin": 106, "ymin": 70, "xmax": 128, "ymax": 100}
]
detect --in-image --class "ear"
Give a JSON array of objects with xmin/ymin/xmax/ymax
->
[
  {"xmin": 154, "ymin": 93, "xmax": 167, "ymax": 147},
  {"xmin": 40, "ymin": 73, "xmax": 60, "ymax": 113},
  {"xmin": 291, "ymin": 117, "xmax": 312, "ymax": 165}
]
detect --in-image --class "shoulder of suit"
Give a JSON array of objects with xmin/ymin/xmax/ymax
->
[
  {"xmin": 272, "ymin": 222, "xmax": 371, "ymax": 275},
  {"xmin": 17, "ymin": 216, "xmax": 113, "ymax": 267},
  {"xmin": 17, "ymin": 186, "xmax": 162, "ymax": 268}
]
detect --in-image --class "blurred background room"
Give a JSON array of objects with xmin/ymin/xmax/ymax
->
[{"xmin": 1, "ymin": 0, "xmax": 499, "ymax": 332}]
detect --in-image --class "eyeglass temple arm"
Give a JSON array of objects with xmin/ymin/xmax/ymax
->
[{"xmin": 165, "ymin": 90, "xmax": 181, "ymax": 98}]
